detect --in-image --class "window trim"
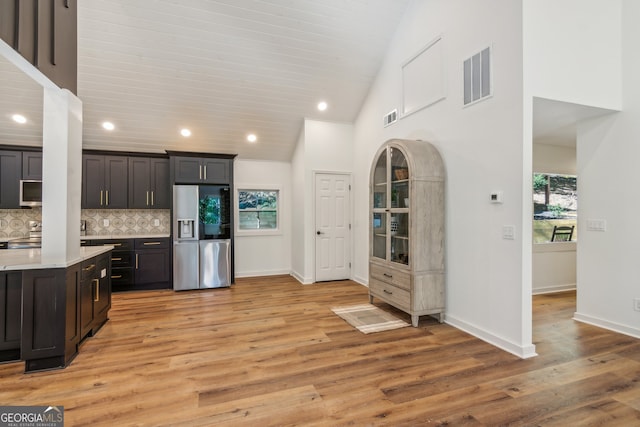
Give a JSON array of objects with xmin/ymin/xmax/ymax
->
[{"xmin": 235, "ymin": 185, "xmax": 282, "ymax": 236}]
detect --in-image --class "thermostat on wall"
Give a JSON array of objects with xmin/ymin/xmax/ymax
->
[{"xmin": 490, "ymin": 191, "xmax": 503, "ymax": 204}]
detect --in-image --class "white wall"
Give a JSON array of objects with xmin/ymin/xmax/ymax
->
[
  {"xmin": 352, "ymin": 0, "xmax": 534, "ymax": 357},
  {"xmin": 574, "ymin": 0, "xmax": 640, "ymax": 339},
  {"xmin": 524, "ymin": 0, "xmax": 622, "ymax": 110},
  {"xmin": 290, "ymin": 130, "xmax": 307, "ymax": 282},
  {"xmin": 234, "ymin": 159, "xmax": 292, "ymax": 278},
  {"xmin": 289, "ymin": 119, "xmax": 354, "ymax": 284},
  {"xmin": 533, "ymin": 144, "xmax": 576, "ymax": 175}
]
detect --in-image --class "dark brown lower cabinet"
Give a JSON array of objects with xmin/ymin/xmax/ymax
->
[
  {"xmin": 87, "ymin": 238, "xmax": 170, "ymax": 291},
  {"xmin": 134, "ymin": 238, "xmax": 171, "ymax": 290},
  {"xmin": 18, "ymin": 251, "xmax": 111, "ymax": 373},
  {"xmin": 0, "ymin": 272, "xmax": 22, "ymax": 362}
]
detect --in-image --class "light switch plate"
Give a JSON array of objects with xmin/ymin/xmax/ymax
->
[
  {"xmin": 103, "ymin": 219, "xmax": 109, "ymax": 227},
  {"xmin": 154, "ymin": 219, "xmax": 160, "ymax": 227},
  {"xmin": 587, "ymin": 219, "xmax": 606, "ymax": 231},
  {"xmin": 502, "ymin": 225, "xmax": 515, "ymax": 240}
]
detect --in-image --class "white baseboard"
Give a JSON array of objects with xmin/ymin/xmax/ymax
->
[
  {"xmin": 532, "ymin": 283, "xmax": 576, "ymax": 295},
  {"xmin": 290, "ymin": 270, "xmax": 314, "ymax": 285},
  {"xmin": 352, "ymin": 274, "xmax": 368, "ymax": 286},
  {"xmin": 445, "ymin": 314, "xmax": 538, "ymax": 359},
  {"xmin": 235, "ymin": 269, "xmax": 292, "ymax": 279},
  {"xmin": 573, "ymin": 312, "xmax": 640, "ymax": 339}
]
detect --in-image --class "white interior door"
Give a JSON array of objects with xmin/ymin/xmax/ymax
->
[{"xmin": 315, "ymin": 173, "xmax": 351, "ymax": 282}]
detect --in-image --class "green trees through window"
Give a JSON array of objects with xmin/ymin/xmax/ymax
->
[
  {"xmin": 533, "ymin": 174, "xmax": 577, "ymax": 243},
  {"xmin": 238, "ymin": 190, "xmax": 278, "ymax": 230}
]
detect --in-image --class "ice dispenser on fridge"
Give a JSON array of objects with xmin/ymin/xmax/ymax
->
[{"xmin": 178, "ymin": 219, "xmax": 195, "ymax": 239}]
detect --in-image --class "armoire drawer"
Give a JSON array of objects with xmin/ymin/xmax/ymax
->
[
  {"xmin": 370, "ymin": 263, "xmax": 410, "ymax": 291},
  {"xmin": 369, "ymin": 278, "xmax": 410, "ymax": 310}
]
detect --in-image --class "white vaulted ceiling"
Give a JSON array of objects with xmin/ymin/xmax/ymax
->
[{"xmin": 75, "ymin": 0, "xmax": 410, "ymax": 160}]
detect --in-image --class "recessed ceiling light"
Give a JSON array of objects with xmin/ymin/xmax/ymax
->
[
  {"xmin": 102, "ymin": 121, "xmax": 115, "ymax": 131},
  {"xmin": 12, "ymin": 114, "xmax": 27, "ymax": 124},
  {"xmin": 317, "ymin": 101, "xmax": 328, "ymax": 111},
  {"xmin": 181, "ymin": 128, "xmax": 191, "ymax": 137},
  {"xmin": 247, "ymin": 134, "xmax": 257, "ymax": 143}
]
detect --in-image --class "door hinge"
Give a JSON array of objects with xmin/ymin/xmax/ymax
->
[
  {"xmin": 349, "ymin": 262, "xmax": 351, "ymax": 268},
  {"xmin": 349, "ymin": 184, "xmax": 351, "ymax": 191},
  {"xmin": 349, "ymin": 224, "xmax": 351, "ymax": 230}
]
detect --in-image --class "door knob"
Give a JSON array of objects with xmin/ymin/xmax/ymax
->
[{"xmin": 316, "ymin": 231, "xmax": 323, "ymax": 235}]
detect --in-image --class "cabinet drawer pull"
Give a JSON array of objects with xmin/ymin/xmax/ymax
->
[
  {"xmin": 383, "ymin": 273, "xmax": 393, "ymax": 278},
  {"xmin": 93, "ymin": 278, "xmax": 100, "ymax": 302},
  {"xmin": 111, "ymin": 257, "xmax": 122, "ymax": 261},
  {"xmin": 143, "ymin": 242, "xmax": 161, "ymax": 246},
  {"xmin": 135, "ymin": 254, "xmax": 139, "ymax": 269},
  {"xmin": 111, "ymin": 275, "xmax": 123, "ymax": 279},
  {"xmin": 383, "ymin": 289, "xmax": 393, "ymax": 295},
  {"xmin": 83, "ymin": 264, "xmax": 96, "ymax": 272}
]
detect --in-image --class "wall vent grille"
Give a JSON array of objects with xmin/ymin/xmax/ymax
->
[
  {"xmin": 383, "ymin": 109, "xmax": 398, "ymax": 127},
  {"xmin": 463, "ymin": 46, "xmax": 492, "ymax": 106}
]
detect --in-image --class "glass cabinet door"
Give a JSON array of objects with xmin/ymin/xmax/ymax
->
[
  {"xmin": 371, "ymin": 145, "xmax": 410, "ymax": 266},
  {"xmin": 372, "ymin": 150, "xmax": 387, "ymax": 209},
  {"xmin": 372, "ymin": 212, "xmax": 387, "ymax": 259}
]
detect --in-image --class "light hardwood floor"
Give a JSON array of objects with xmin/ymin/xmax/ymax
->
[{"xmin": 0, "ymin": 276, "xmax": 639, "ymax": 426}]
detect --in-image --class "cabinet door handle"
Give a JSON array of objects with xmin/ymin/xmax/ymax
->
[
  {"xmin": 383, "ymin": 289, "xmax": 393, "ymax": 295},
  {"xmin": 143, "ymin": 242, "xmax": 161, "ymax": 246},
  {"xmin": 135, "ymin": 254, "xmax": 139, "ymax": 269},
  {"xmin": 151, "ymin": 191, "xmax": 155, "ymax": 206},
  {"xmin": 383, "ymin": 273, "xmax": 393, "ymax": 278},
  {"xmin": 199, "ymin": 165, "xmax": 202, "ymax": 180},
  {"xmin": 111, "ymin": 257, "xmax": 122, "ymax": 261},
  {"xmin": 146, "ymin": 191, "xmax": 149, "ymax": 206},
  {"xmin": 93, "ymin": 279, "xmax": 100, "ymax": 302},
  {"xmin": 111, "ymin": 275, "xmax": 122, "ymax": 279},
  {"xmin": 100, "ymin": 190, "xmax": 104, "ymax": 206},
  {"xmin": 204, "ymin": 165, "xmax": 207, "ymax": 180},
  {"xmin": 83, "ymin": 264, "xmax": 96, "ymax": 272},
  {"xmin": 106, "ymin": 190, "xmax": 109, "ymax": 206}
]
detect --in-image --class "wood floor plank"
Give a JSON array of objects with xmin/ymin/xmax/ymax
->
[{"xmin": 0, "ymin": 280, "xmax": 639, "ymax": 426}]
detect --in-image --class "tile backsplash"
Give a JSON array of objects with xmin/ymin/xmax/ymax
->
[
  {"xmin": 0, "ymin": 209, "xmax": 170, "ymax": 238},
  {"xmin": 0, "ymin": 209, "xmax": 42, "ymax": 238}
]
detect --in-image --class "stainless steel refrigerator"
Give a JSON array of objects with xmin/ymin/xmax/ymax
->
[{"xmin": 173, "ymin": 185, "xmax": 231, "ymax": 290}]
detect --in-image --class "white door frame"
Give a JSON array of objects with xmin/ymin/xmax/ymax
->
[{"xmin": 313, "ymin": 171, "xmax": 352, "ymax": 282}]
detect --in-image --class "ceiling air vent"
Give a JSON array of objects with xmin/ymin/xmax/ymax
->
[{"xmin": 383, "ymin": 109, "xmax": 398, "ymax": 127}]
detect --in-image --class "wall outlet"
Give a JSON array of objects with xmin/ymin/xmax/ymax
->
[
  {"xmin": 103, "ymin": 219, "xmax": 109, "ymax": 227},
  {"xmin": 634, "ymin": 298, "xmax": 640, "ymax": 312},
  {"xmin": 154, "ymin": 219, "xmax": 160, "ymax": 227}
]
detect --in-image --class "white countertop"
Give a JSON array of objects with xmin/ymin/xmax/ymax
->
[
  {"xmin": 0, "ymin": 246, "xmax": 113, "ymax": 271},
  {"xmin": 2, "ymin": 234, "xmax": 170, "ymax": 244},
  {"xmin": 81, "ymin": 234, "xmax": 170, "ymax": 240}
]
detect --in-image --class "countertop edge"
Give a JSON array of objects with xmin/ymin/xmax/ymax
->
[{"xmin": 0, "ymin": 246, "xmax": 114, "ymax": 271}]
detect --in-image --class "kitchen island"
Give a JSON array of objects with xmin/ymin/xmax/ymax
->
[{"xmin": 0, "ymin": 246, "xmax": 112, "ymax": 372}]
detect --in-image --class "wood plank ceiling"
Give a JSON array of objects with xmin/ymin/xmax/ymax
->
[{"xmin": 77, "ymin": 0, "xmax": 409, "ymax": 160}]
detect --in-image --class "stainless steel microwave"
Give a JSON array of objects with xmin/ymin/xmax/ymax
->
[{"xmin": 20, "ymin": 180, "xmax": 42, "ymax": 207}]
